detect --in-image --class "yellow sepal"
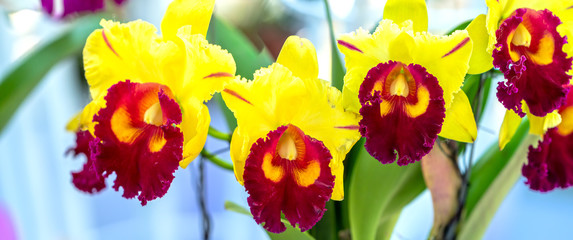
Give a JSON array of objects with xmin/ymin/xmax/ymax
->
[
  {"xmin": 439, "ymin": 91, "xmax": 477, "ymax": 143},
  {"xmin": 466, "ymin": 14, "xmax": 493, "ymax": 74},
  {"xmin": 276, "ymin": 36, "xmax": 319, "ymax": 80},
  {"xmin": 383, "ymin": 0, "xmax": 428, "ymax": 32},
  {"xmin": 499, "ymin": 109, "xmax": 522, "ymax": 150},
  {"xmin": 179, "ymin": 100, "xmax": 211, "ymax": 168},
  {"xmin": 161, "ymin": 0, "xmax": 215, "ymax": 40}
]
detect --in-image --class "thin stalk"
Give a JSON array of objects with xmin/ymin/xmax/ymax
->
[
  {"xmin": 197, "ymin": 155, "xmax": 211, "ymax": 240},
  {"xmin": 201, "ymin": 149, "xmax": 233, "ymax": 171},
  {"xmin": 208, "ymin": 126, "xmax": 231, "ymax": 142},
  {"xmin": 444, "ymin": 71, "xmax": 489, "ymax": 239}
]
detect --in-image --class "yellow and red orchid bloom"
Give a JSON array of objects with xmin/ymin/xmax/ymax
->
[
  {"xmin": 523, "ymin": 90, "xmax": 573, "ymax": 191},
  {"xmin": 66, "ymin": 0, "xmax": 236, "ymax": 205},
  {"xmin": 474, "ymin": 1, "xmax": 573, "ymax": 149},
  {"xmin": 337, "ymin": 0, "xmax": 477, "ymax": 165},
  {"xmin": 222, "ymin": 36, "xmax": 360, "ymax": 233}
]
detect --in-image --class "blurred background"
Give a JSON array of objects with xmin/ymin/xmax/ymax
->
[{"xmin": 0, "ymin": 0, "xmax": 572, "ymax": 239}]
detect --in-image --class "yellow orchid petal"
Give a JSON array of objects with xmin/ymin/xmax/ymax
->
[
  {"xmin": 161, "ymin": 0, "xmax": 214, "ymax": 40},
  {"xmin": 229, "ymin": 127, "xmax": 249, "ymax": 184},
  {"xmin": 438, "ymin": 90, "xmax": 477, "ymax": 143},
  {"xmin": 337, "ymin": 20, "xmax": 401, "ymax": 112},
  {"xmin": 466, "ymin": 14, "xmax": 494, "ymax": 74},
  {"xmin": 499, "ymin": 109, "xmax": 522, "ymax": 150},
  {"xmin": 276, "ymin": 35, "xmax": 319, "ymax": 80},
  {"xmin": 413, "ymin": 30, "xmax": 472, "ymax": 109},
  {"xmin": 383, "ymin": 0, "xmax": 428, "ymax": 32},
  {"xmin": 179, "ymin": 100, "xmax": 211, "ymax": 168},
  {"xmin": 527, "ymin": 110, "xmax": 562, "ymax": 136},
  {"xmin": 83, "ymin": 19, "xmax": 179, "ymax": 100},
  {"xmin": 175, "ymin": 26, "xmax": 236, "ymax": 103}
]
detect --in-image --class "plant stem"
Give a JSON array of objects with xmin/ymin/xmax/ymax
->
[
  {"xmin": 201, "ymin": 149, "xmax": 234, "ymax": 171},
  {"xmin": 322, "ymin": 0, "xmax": 345, "ymax": 91},
  {"xmin": 208, "ymin": 126, "xmax": 231, "ymax": 142},
  {"xmin": 197, "ymin": 155, "xmax": 211, "ymax": 240}
]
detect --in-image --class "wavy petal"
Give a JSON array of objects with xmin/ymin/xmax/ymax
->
[
  {"xmin": 83, "ymin": 19, "xmax": 179, "ymax": 101},
  {"xmin": 413, "ymin": 30, "xmax": 472, "ymax": 109},
  {"xmin": 438, "ymin": 90, "xmax": 477, "ymax": 143},
  {"xmin": 359, "ymin": 61, "xmax": 445, "ymax": 165},
  {"xmin": 92, "ymin": 81, "xmax": 183, "ymax": 206},
  {"xmin": 244, "ymin": 125, "xmax": 334, "ymax": 233},
  {"xmin": 175, "ymin": 26, "xmax": 236, "ymax": 103}
]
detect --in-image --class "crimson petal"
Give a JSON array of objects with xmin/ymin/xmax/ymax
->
[{"xmin": 244, "ymin": 125, "xmax": 334, "ymax": 233}]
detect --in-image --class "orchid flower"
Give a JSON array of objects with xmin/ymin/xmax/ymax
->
[
  {"xmin": 337, "ymin": 0, "xmax": 477, "ymax": 165},
  {"xmin": 67, "ymin": 0, "xmax": 236, "ymax": 205},
  {"xmin": 478, "ymin": 0, "xmax": 573, "ymax": 149},
  {"xmin": 222, "ymin": 36, "xmax": 360, "ymax": 233}
]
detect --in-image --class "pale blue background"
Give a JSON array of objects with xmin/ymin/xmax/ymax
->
[{"xmin": 0, "ymin": 0, "xmax": 572, "ymax": 239}]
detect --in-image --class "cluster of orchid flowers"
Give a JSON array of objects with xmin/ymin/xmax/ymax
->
[{"xmin": 65, "ymin": 0, "xmax": 573, "ymax": 234}]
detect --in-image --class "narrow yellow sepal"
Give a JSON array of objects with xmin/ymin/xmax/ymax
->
[
  {"xmin": 466, "ymin": 14, "xmax": 493, "ymax": 74},
  {"xmin": 180, "ymin": 100, "xmax": 211, "ymax": 168},
  {"xmin": 499, "ymin": 109, "xmax": 522, "ymax": 150},
  {"xmin": 161, "ymin": 0, "xmax": 215, "ymax": 40},
  {"xmin": 438, "ymin": 90, "xmax": 477, "ymax": 143},
  {"xmin": 383, "ymin": 0, "xmax": 428, "ymax": 32},
  {"xmin": 276, "ymin": 36, "xmax": 319, "ymax": 80}
]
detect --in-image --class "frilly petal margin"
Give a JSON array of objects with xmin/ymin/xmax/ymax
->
[
  {"xmin": 244, "ymin": 125, "xmax": 334, "ymax": 233},
  {"xmin": 92, "ymin": 81, "xmax": 184, "ymax": 206},
  {"xmin": 69, "ymin": 130, "xmax": 106, "ymax": 194},
  {"xmin": 359, "ymin": 61, "xmax": 445, "ymax": 165},
  {"xmin": 523, "ymin": 128, "xmax": 573, "ymax": 191},
  {"xmin": 494, "ymin": 8, "xmax": 572, "ymax": 117}
]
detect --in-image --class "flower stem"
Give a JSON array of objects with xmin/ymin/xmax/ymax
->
[
  {"xmin": 201, "ymin": 149, "xmax": 233, "ymax": 171},
  {"xmin": 208, "ymin": 126, "xmax": 232, "ymax": 142}
]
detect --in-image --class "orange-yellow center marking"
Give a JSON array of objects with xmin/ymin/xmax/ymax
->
[
  {"xmin": 405, "ymin": 86, "xmax": 430, "ymax": 118},
  {"xmin": 111, "ymin": 107, "xmax": 143, "ymax": 144},
  {"xmin": 508, "ymin": 17, "xmax": 555, "ymax": 65},
  {"xmin": 277, "ymin": 125, "xmax": 307, "ymax": 161},
  {"xmin": 390, "ymin": 73, "xmax": 409, "ymax": 97},
  {"xmin": 293, "ymin": 160, "xmax": 321, "ymax": 187},
  {"xmin": 262, "ymin": 153, "xmax": 284, "ymax": 182},
  {"xmin": 557, "ymin": 107, "xmax": 573, "ymax": 136},
  {"xmin": 148, "ymin": 130, "xmax": 167, "ymax": 153}
]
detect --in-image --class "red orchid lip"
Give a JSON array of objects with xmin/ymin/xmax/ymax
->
[
  {"xmin": 494, "ymin": 8, "xmax": 572, "ymax": 117},
  {"xmin": 243, "ymin": 124, "xmax": 334, "ymax": 233},
  {"xmin": 358, "ymin": 61, "xmax": 445, "ymax": 166},
  {"xmin": 523, "ymin": 90, "xmax": 573, "ymax": 191},
  {"xmin": 69, "ymin": 130, "xmax": 106, "ymax": 194},
  {"xmin": 70, "ymin": 80, "xmax": 184, "ymax": 206}
]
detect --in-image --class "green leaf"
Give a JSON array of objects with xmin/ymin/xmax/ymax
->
[
  {"xmin": 207, "ymin": 16, "xmax": 273, "ymax": 131},
  {"xmin": 224, "ymin": 201, "xmax": 315, "ymax": 240},
  {"xmin": 459, "ymin": 131, "xmax": 537, "ymax": 240},
  {"xmin": 348, "ymin": 145, "xmax": 425, "ymax": 240},
  {"xmin": 0, "ymin": 14, "xmax": 103, "ymax": 134},
  {"xmin": 464, "ymin": 120, "xmax": 529, "ymax": 218},
  {"xmin": 322, "ymin": 0, "xmax": 345, "ymax": 91}
]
